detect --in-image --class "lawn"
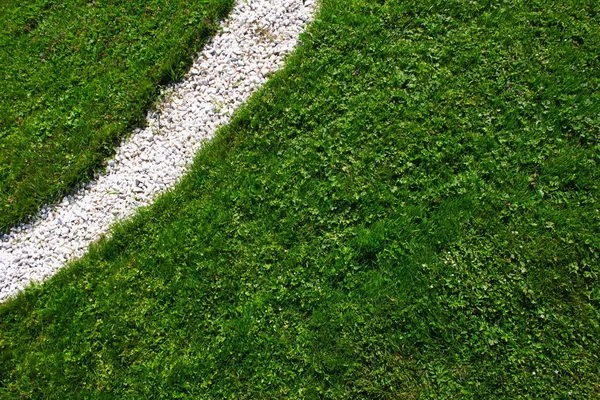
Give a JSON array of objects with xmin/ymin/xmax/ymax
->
[
  {"xmin": 1, "ymin": 0, "xmax": 599, "ymax": 397},
  {"xmin": 0, "ymin": 0, "xmax": 234, "ymax": 231}
]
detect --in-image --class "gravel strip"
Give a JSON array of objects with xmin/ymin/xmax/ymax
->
[{"xmin": 0, "ymin": 0, "xmax": 316, "ymax": 302}]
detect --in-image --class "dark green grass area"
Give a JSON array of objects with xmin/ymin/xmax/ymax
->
[
  {"xmin": 1, "ymin": 0, "xmax": 600, "ymax": 397},
  {"xmin": 0, "ymin": 0, "xmax": 234, "ymax": 231}
]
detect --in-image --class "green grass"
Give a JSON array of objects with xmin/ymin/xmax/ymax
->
[
  {"xmin": 0, "ymin": 0, "xmax": 234, "ymax": 231},
  {"xmin": 1, "ymin": 0, "xmax": 600, "ymax": 397}
]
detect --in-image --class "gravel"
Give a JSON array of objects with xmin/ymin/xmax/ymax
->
[{"xmin": 0, "ymin": 0, "xmax": 316, "ymax": 303}]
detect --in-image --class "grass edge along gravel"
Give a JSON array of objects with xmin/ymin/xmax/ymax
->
[
  {"xmin": 0, "ymin": 0, "xmax": 235, "ymax": 232},
  {"xmin": 1, "ymin": 0, "xmax": 600, "ymax": 397}
]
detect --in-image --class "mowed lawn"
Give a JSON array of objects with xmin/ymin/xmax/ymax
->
[
  {"xmin": 0, "ymin": 0, "xmax": 234, "ymax": 231},
  {"xmin": 1, "ymin": 0, "xmax": 599, "ymax": 397}
]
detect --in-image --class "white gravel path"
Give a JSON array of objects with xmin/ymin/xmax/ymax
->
[{"xmin": 0, "ymin": 0, "xmax": 316, "ymax": 302}]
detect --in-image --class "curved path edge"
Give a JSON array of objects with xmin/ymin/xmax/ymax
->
[{"xmin": 0, "ymin": 0, "xmax": 317, "ymax": 302}]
